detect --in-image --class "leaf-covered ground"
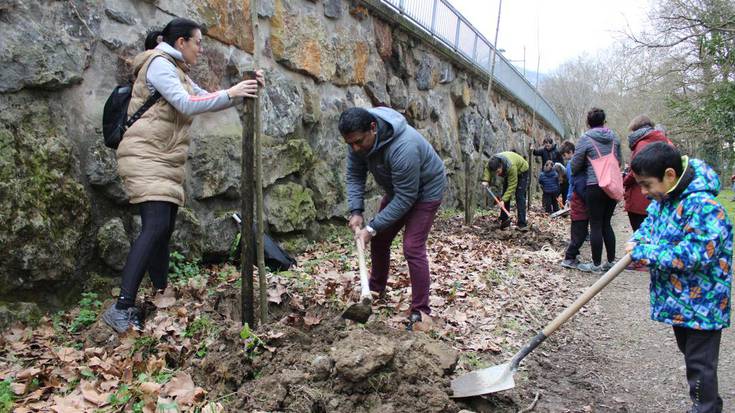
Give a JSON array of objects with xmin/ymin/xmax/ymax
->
[{"xmin": 0, "ymin": 209, "xmax": 616, "ymax": 413}]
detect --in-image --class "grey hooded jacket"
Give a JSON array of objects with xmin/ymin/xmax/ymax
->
[
  {"xmin": 346, "ymin": 107, "xmax": 446, "ymax": 232},
  {"xmin": 146, "ymin": 42, "xmax": 237, "ymax": 115},
  {"xmin": 571, "ymin": 127, "xmax": 623, "ymax": 186}
]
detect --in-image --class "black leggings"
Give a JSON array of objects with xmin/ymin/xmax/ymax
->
[
  {"xmin": 117, "ymin": 201, "xmax": 178, "ymax": 308},
  {"xmin": 585, "ymin": 185, "xmax": 617, "ymax": 266}
]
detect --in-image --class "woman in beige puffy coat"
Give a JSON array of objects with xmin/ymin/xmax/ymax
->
[{"xmin": 103, "ymin": 18, "xmax": 264, "ymax": 334}]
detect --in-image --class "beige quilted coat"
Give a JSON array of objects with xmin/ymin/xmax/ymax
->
[{"xmin": 116, "ymin": 50, "xmax": 194, "ymax": 206}]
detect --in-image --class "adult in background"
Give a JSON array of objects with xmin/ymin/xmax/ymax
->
[
  {"xmin": 571, "ymin": 108, "xmax": 622, "ymax": 273},
  {"xmin": 482, "ymin": 151, "xmax": 529, "ymax": 229},
  {"xmin": 531, "ymin": 136, "xmax": 564, "ymax": 165},
  {"xmin": 624, "ymin": 115, "xmax": 672, "ymax": 231},
  {"xmin": 103, "ymin": 18, "xmax": 264, "ymax": 333},
  {"xmin": 340, "ymin": 107, "xmax": 446, "ymax": 331}
]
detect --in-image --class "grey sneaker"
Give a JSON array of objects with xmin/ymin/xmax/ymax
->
[
  {"xmin": 561, "ymin": 259, "xmax": 579, "ymax": 269},
  {"xmin": 577, "ymin": 263, "xmax": 603, "ymax": 273},
  {"xmin": 102, "ymin": 304, "xmax": 143, "ymax": 334},
  {"xmin": 601, "ymin": 260, "xmax": 616, "ymax": 271}
]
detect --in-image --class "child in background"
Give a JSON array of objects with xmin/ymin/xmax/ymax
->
[
  {"xmin": 626, "ymin": 142, "xmax": 731, "ymax": 413},
  {"xmin": 539, "ymin": 160, "xmax": 560, "ymax": 214},
  {"xmin": 559, "ymin": 141, "xmax": 591, "ymax": 270}
]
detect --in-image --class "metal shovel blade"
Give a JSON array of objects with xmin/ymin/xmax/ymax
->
[
  {"xmin": 550, "ymin": 207, "xmax": 570, "ymax": 218},
  {"xmin": 341, "ymin": 296, "xmax": 372, "ymax": 323},
  {"xmin": 451, "ymin": 362, "xmax": 515, "ymax": 398}
]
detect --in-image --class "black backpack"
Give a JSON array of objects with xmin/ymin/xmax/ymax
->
[
  {"xmin": 102, "ymin": 84, "xmax": 161, "ymax": 149},
  {"xmin": 232, "ymin": 213, "xmax": 297, "ymax": 271}
]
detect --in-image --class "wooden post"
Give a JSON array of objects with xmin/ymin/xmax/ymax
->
[
  {"xmin": 251, "ymin": 0, "xmax": 268, "ymax": 326},
  {"xmin": 465, "ymin": 0, "xmax": 502, "ymax": 225},
  {"xmin": 240, "ymin": 95, "xmax": 256, "ymax": 328},
  {"xmin": 464, "ymin": 152, "xmax": 471, "ymax": 224}
]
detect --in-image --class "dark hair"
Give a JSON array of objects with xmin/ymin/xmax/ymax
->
[
  {"xmin": 488, "ymin": 156, "xmax": 502, "ymax": 172},
  {"xmin": 628, "ymin": 114, "xmax": 654, "ymax": 132},
  {"xmin": 630, "ymin": 142, "xmax": 682, "ymax": 180},
  {"xmin": 544, "ymin": 160, "xmax": 554, "ymax": 169},
  {"xmin": 560, "ymin": 140, "xmax": 575, "ymax": 154},
  {"xmin": 338, "ymin": 107, "xmax": 376, "ymax": 135},
  {"xmin": 543, "ymin": 136, "xmax": 553, "ymax": 144},
  {"xmin": 146, "ymin": 18, "xmax": 202, "ymax": 49},
  {"xmin": 587, "ymin": 107, "xmax": 606, "ymax": 128}
]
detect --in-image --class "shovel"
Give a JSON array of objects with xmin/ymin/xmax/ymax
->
[
  {"xmin": 484, "ymin": 187, "xmax": 511, "ymax": 217},
  {"xmin": 451, "ymin": 254, "xmax": 633, "ymax": 398},
  {"xmin": 341, "ymin": 238, "xmax": 372, "ymax": 323},
  {"xmin": 550, "ymin": 207, "xmax": 570, "ymax": 218}
]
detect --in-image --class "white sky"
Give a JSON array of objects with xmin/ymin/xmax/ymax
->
[{"xmin": 450, "ymin": 0, "xmax": 651, "ymax": 74}]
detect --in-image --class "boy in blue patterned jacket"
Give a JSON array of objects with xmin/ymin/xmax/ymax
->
[{"xmin": 625, "ymin": 142, "xmax": 732, "ymax": 413}]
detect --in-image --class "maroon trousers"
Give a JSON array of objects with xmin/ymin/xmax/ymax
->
[{"xmin": 369, "ymin": 196, "xmax": 442, "ymax": 315}]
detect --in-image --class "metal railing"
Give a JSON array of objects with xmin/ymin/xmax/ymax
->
[{"xmin": 378, "ymin": 0, "xmax": 565, "ymax": 137}]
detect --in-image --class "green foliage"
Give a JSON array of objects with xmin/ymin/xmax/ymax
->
[
  {"xmin": 228, "ymin": 233, "xmax": 241, "ymax": 263},
  {"xmin": 69, "ymin": 292, "xmax": 102, "ymax": 333},
  {"xmin": 169, "ymin": 251, "xmax": 201, "ymax": 284},
  {"xmin": 131, "ymin": 336, "xmax": 158, "ymax": 358},
  {"xmin": 239, "ymin": 323, "xmax": 265, "ymax": 353},
  {"xmin": 109, "ymin": 384, "xmax": 133, "ymax": 408},
  {"xmin": 0, "ymin": 379, "xmax": 14, "ymax": 413}
]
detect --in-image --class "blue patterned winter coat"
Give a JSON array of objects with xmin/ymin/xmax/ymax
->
[{"xmin": 630, "ymin": 157, "xmax": 732, "ymax": 330}]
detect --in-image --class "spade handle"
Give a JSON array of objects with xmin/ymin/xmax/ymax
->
[
  {"xmin": 356, "ymin": 239, "xmax": 372, "ymax": 302},
  {"xmin": 511, "ymin": 254, "xmax": 633, "ymax": 370}
]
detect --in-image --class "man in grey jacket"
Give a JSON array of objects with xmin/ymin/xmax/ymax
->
[{"xmin": 340, "ymin": 106, "xmax": 446, "ymax": 330}]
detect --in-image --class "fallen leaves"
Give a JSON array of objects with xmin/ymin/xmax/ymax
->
[{"xmin": 0, "ymin": 209, "xmax": 573, "ymax": 412}]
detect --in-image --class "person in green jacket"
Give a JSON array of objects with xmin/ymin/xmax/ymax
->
[{"xmin": 482, "ymin": 151, "xmax": 529, "ymax": 229}]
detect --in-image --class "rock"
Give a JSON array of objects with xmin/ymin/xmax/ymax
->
[
  {"xmin": 0, "ymin": 1, "xmax": 99, "ymax": 92},
  {"xmin": 348, "ymin": 3, "xmax": 369, "ymax": 20},
  {"xmin": 264, "ymin": 182, "xmax": 317, "ymax": 233},
  {"xmin": 188, "ymin": 130, "xmax": 241, "ymax": 201},
  {"xmin": 458, "ymin": 108, "xmax": 493, "ymax": 155},
  {"xmin": 310, "ymin": 354, "xmax": 334, "ymax": 380},
  {"xmin": 200, "ymin": 213, "xmax": 239, "ymax": 262},
  {"xmin": 0, "ymin": 95, "xmax": 91, "ymax": 295},
  {"xmin": 301, "ymin": 82, "xmax": 322, "ymax": 125},
  {"xmin": 271, "ymin": 0, "xmax": 330, "ymax": 81},
  {"xmin": 422, "ymin": 341, "xmax": 459, "ymax": 374},
  {"xmin": 373, "ymin": 18, "xmax": 393, "ymax": 61},
  {"xmin": 192, "ymin": 0, "xmax": 254, "ymax": 53},
  {"xmin": 261, "ymin": 69, "xmax": 304, "ymax": 138},
  {"xmin": 364, "ymin": 80, "xmax": 390, "ymax": 107},
  {"xmin": 86, "ymin": 141, "xmax": 128, "ymax": 204},
  {"xmin": 258, "ymin": 0, "xmax": 275, "ymax": 17},
  {"xmin": 405, "ymin": 96, "xmax": 429, "ymax": 123},
  {"xmin": 261, "ymin": 139, "xmax": 315, "ymax": 187},
  {"xmin": 415, "ymin": 53, "xmax": 439, "ymax": 91},
  {"xmin": 104, "ymin": 8, "xmax": 136, "ymax": 25},
  {"xmin": 0, "ymin": 302, "xmax": 42, "ymax": 331},
  {"xmin": 387, "ymin": 75, "xmax": 408, "ymax": 110},
  {"xmin": 96, "ymin": 218, "xmax": 130, "ymax": 271},
  {"xmin": 323, "ymin": 0, "xmax": 342, "ymax": 19},
  {"xmin": 305, "ymin": 160, "xmax": 346, "ymax": 220},
  {"xmin": 451, "ymin": 79, "xmax": 471, "ymax": 108},
  {"xmin": 333, "ymin": 38, "xmax": 370, "ymax": 86},
  {"xmin": 331, "ymin": 329, "xmax": 395, "ymax": 382}
]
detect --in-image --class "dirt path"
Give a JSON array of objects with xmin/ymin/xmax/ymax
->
[{"xmin": 523, "ymin": 208, "xmax": 735, "ymax": 412}]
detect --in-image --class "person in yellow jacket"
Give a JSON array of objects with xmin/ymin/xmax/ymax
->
[{"xmin": 481, "ymin": 151, "xmax": 529, "ymax": 229}]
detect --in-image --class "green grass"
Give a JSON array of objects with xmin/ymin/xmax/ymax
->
[{"xmin": 716, "ymin": 189, "xmax": 735, "ymax": 219}]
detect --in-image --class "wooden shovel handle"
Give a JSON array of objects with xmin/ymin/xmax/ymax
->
[
  {"xmin": 356, "ymin": 239, "xmax": 371, "ymax": 302},
  {"xmin": 542, "ymin": 254, "xmax": 632, "ymax": 336}
]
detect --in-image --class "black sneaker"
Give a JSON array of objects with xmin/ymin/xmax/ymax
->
[
  {"xmin": 128, "ymin": 307, "xmax": 144, "ymax": 331},
  {"xmin": 102, "ymin": 304, "xmax": 143, "ymax": 334},
  {"xmin": 499, "ymin": 219, "xmax": 511, "ymax": 230},
  {"xmin": 405, "ymin": 311, "xmax": 422, "ymax": 331}
]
